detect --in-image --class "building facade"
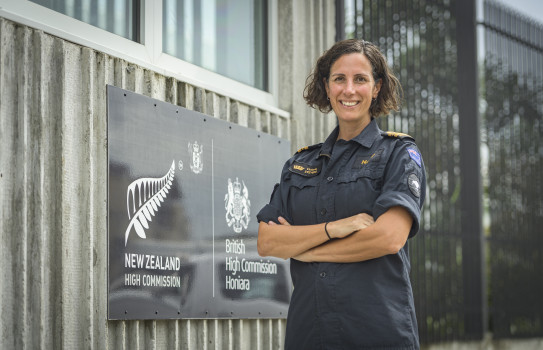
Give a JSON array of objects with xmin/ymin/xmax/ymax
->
[{"xmin": 0, "ymin": 1, "xmax": 336, "ymax": 349}]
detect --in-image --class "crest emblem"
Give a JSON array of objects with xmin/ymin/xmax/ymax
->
[
  {"xmin": 225, "ymin": 177, "xmax": 251, "ymax": 233},
  {"xmin": 408, "ymin": 173, "xmax": 421, "ymax": 198},
  {"xmin": 188, "ymin": 141, "xmax": 203, "ymax": 174}
]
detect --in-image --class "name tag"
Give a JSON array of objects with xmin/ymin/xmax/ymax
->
[{"xmin": 289, "ymin": 161, "xmax": 321, "ymax": 177}]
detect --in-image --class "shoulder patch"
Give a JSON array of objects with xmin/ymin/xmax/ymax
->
[
  {"xmin": 407, "ymin": 148, "xmax": 422, "ymax": 167},
  {"xmin": 295, "ymin": 143, "xmax": 322, "ymax": 154},
  {"xmin": 408, "ymin": 173, "xmax": 421, "ymax": 197},
  {"xmin": 381, "ymin": 131, "xmax": 415, "ymax": 142}
]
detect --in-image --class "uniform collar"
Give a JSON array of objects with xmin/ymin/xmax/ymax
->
[
  {"xmin": 318, "ymin": 119, "xmax": 380, "ymax": 159},
  {"xmin": 351, "ymin": 118, "xmax": 380, "ymax": 148},
  {"xmin": 318, "ymin": 127, "xmax": 339, "ymax": 158}
]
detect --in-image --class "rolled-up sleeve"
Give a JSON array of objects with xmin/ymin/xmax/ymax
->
[
  {"xmin": 373, "ymin": 143, "xmax": 426, "ymax": 237},
  {"xmin": 256, "ymin": 183, "xmax": 284, "ymax": 224}
]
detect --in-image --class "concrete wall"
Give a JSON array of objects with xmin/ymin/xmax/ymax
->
[
  {"xmin": 278, "ymin": 0, "xmax": 338, "ymax": 150},
  {"xmin": 0, "ymin": 1, "xmax": 336, "ymax": 349}
]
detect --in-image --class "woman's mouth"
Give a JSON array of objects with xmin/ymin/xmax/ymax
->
[{"xmin": 341, "ymin": 101, "xmax": 359, "ymax": 107}]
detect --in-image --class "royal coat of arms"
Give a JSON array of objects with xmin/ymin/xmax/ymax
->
[
  {"xmin": 225, "ymin": 177, "xmax": 251, "ymax": 233},
  {"xmin": 188, "ymin": 141, "xmax": 203, "ymax": 174}
]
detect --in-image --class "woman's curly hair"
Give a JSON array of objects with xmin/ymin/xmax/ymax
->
[{"xmin": 303, "ymin": 39, "xmax": 403, "ymax": 117}]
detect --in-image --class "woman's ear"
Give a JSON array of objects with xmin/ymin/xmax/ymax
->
[
  {"xmin": 373, "ymin": 78, "xmax": 382, "ymax": 99},
  {"xmin": 324, "ymin": 78, "xmax": 330, "ymax": 97}
]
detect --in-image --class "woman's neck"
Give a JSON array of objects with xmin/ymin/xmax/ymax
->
[{"xmin": 336, "ymin": 118, "xmax": 372, "ymax": 141}]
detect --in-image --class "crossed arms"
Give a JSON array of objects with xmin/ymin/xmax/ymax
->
[{"xmin": 257, "ymin": 206, "xmax": 412, "ymax": 263}]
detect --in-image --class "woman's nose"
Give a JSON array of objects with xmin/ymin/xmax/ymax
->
[{"xmin": 344, "ymin": 80, "xmax": 355, "ymax": 94}]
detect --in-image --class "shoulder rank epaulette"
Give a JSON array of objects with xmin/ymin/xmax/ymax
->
[
  {"xmin": 295, "ymin": 143, "xmax": 322, "ymax": 154},
  {"xmin": 381, "ymin": 131, "xmax": 415, "ymax": 142}
]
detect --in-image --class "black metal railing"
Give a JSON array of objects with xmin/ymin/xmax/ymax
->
[
  {"xmin": 340, "ymin": 0, "xmax": 543, "ymax": 344},
  {"xmin": 482, "ymin": 0, "xmax": 543, "ymax": 339}
]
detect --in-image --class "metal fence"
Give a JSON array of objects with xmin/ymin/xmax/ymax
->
[
  {"xmin": 482, "ymin": 0, "xmax": 543, "ymax": 339},
  {"xmin": 341, "ymin": 0, "xmax": 543, "ymax": 344}
]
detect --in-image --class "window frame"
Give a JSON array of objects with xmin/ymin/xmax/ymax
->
[{"xmin": 0, "ymin": 0, "xmax": 287, "ymax": 118}]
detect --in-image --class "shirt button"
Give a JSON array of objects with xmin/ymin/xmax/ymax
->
[
  {"xmin": 320, "ymin": 272, "xmax": 326, "ymax": 278},
  {"xmin": 320, "ymin": 208, "xmax": 327, "ymax": 216},
  {"xmin": 327, "ymin": 176, "xmax": 333, "ymax": 182}
]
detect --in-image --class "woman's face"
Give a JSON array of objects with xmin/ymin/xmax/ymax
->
[{"xmin": 325, "ymin": 52, "xmax": 381, "ymax": 125}]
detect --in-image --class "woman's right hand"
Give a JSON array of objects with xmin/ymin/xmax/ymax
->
[{"xmin": 327, "ymin": 213, "xmax": 375, "ymax": 239}]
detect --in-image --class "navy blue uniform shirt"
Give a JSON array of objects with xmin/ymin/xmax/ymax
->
[{"xmin": 257, "ymin": 119, "xmax": 426, "ymax": 350}]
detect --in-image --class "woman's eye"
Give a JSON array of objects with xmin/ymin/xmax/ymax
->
[
  {"xmin": 355, "ymin": 77, "xmax": 366, "ymax": 83},
  {"xmin": 334, "ymin": 76, "xmax": 344, "ymax": 82}
]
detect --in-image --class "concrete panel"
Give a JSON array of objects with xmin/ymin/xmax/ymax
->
[
  {"xmin": 277, "ymin": 0, "xmax": 337, "ymax": 151},
  {"xmin": 0, "ymin": 14, "xmax": 302, "ymax": 349}
]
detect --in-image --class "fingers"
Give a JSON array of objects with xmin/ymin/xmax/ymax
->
[
  {"xmin": 267, "ymin": 217, "xmax": 291, "ymax": 226},
  {"xmin": 355, "ymin": 213, "xmax": 375, "ymax": 229},
  {"xmin": 278, "ymin": 216, "xmax": 291, "ymax": 226}
]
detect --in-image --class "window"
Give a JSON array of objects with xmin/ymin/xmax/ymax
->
[
  {"xmin": 30, "ymin": 0, "xmax": 141, "ymax": 42},
  {"xmin": 162, "ymin": 0, "xmax": 268, "ymax": 91},
  {"xmin": 0, "ymin": 0, "xmax": 283, "ymax": 113}
]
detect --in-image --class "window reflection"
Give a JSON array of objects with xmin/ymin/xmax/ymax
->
[
  {"xmin": 219, "ymin": 262, "xmax": 289, "ymax": 303},
  {"xmin": 163, "ymin": 0, "xmax": 268, "ymax": 91},
  {"xmin": 30, "ymin": 0, "xmax": 141, "ymax": 42}
]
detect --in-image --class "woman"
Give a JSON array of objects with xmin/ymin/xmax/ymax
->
[{"xmin": 257, "ymin": 39, "xmax": 426, "ymax": 349}]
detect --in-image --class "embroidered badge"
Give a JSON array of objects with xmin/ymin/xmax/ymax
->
[
  {"xmin": 381, "ymin": 131, "xmax": 415, "ymax": 142},
  {"xmin": 289, "ymin": 161, "xmax": 321, "ymax": 177},
  {"xmin": 354, "ymin": 156, "xmax": 373, "ymax": 168},
  {"xmin": 353, "ymin": 149, "xmax": 383, "ymax": 168},
  {"xmin": 371, "ymin": 148, "xmax": 384, "ymax": 159},
  {"xmin": 408, "ymin": 173, "xmax": 421, "ymax": 198},
  {"xmin": 296, "ymin": 143, "xmax": 322, "ymax": 154},
  {"xmin": 407, "ymin": 148, "xmax": 422, "ymax": 168}
]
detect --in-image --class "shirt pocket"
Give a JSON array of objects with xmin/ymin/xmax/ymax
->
[
  {"xmin": 335, "ymin": 164, "xmax": 385, "ymax": 217},
  {"xmin": 284, "ymin": 173, "xmax": 320, "ymax": 225}
]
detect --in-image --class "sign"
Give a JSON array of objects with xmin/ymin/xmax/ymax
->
[{"xmin": 107, "ymin": 86, "xmax": 291, "ymax": 320}]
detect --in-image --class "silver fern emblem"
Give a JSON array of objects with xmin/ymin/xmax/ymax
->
[{"xmin": 124, "ymin": 160, "xmax": 175, "ymax": 246}]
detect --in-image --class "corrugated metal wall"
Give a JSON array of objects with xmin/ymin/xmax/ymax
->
[{"xmin": 0, "ymin": 1, "xmax": 336, "ymax": 347}]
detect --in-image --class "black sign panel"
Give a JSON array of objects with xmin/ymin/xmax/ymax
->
[{"xmin": 107, "ymin": 85, "xmax": 291, "ymax": 320}]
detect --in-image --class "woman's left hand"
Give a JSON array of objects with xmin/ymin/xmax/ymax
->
[{"xmin": 268, "ymin": 216, "xmax": 291, "ymax": 226}]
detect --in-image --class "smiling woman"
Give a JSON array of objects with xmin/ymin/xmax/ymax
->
[
  {"xmin": 324, "ymin": 53, "xmax": 380, "ymax": 139},
  {"xmin": 304, "ymin": 39, "xmax": 402, "ymax": 118},
  {"xmin": 257, "ymin": 39, "xmax": 426, "ymax": 349}
]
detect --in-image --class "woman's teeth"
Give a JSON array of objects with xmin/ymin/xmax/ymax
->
[{"xmin": 341, "ymin": 101, "xmax": 358, "ymax": 106}]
